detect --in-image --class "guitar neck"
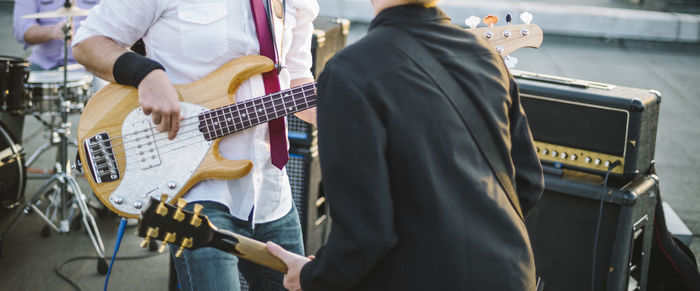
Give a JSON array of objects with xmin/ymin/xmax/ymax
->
[
  {"xmin": 209, "ymin": 227, "xmax": 288, "ymax": 273},
  {"xmin": 199, "ymin": 82, "xmax": 317, "ymax": 141}
]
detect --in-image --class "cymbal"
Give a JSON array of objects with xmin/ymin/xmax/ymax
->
[{"xmin": 21, "ymin": 6, "xmax": 90, "ymax": 19}]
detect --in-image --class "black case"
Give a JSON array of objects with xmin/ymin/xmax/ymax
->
[
  {"xmin": 525, "ymin": 173, "xmax": 659, "ymax": 291},
  {"xmin": 288, "ymin": 16, "xmax": 350, "ymax": 148},
  {"xmin": 513, "ymin": 70, "xmax": 661, "ymax": 179}
]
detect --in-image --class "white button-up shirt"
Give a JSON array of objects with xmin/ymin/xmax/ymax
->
[{"xmin": 73, "ymin": 0, "xmax": 318, "ymax": 223}]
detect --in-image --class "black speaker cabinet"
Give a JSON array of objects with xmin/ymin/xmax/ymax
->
[
  {"xmin": 288, "ymin": 16, "xmax": 350, "ymax": 148},
  {"xmin": 288, "ymin": 146, "xmax": 329, "ymax": 256},
  {"xmin": 525, "ymin": 173, "xmax": 658, "ymax": 291}
]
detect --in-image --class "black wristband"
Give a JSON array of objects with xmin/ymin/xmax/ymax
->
[{"xmin": 112, "ymin": 51, "xmax": 165, "ymax": 88}]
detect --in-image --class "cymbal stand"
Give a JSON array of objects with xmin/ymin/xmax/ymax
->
[{"xmin": 0, "ymin": 15, "xmax": 108, "ymax": 274}]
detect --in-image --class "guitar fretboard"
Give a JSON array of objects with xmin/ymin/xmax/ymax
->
[{"xmin": 198, "ymin": 82, "xmax": 317, "ymax": 141}]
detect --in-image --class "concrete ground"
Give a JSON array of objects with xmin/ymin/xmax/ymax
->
[{"xmin": 0, "ymin": 0, "xmax": 699, "ymax": 290}]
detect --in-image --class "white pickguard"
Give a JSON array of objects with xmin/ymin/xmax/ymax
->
[{"xmin": 109, "ymin": 102, "xmax": 212, "ymax": 215}]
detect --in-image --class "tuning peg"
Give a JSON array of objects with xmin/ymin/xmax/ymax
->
[
  {"xmin": 156, "ymin": 194, "xmax": 169, "ymax": 217},
  {"xmin": 173, "ymin": 198, "xmax": 187, "ymax": 222},
  {"xmin": 483, "ymin": 15, "xmax": 498, "ymax": 27},
  {"xmin": 159, "ymin": 232, "xmax": 176, "ymax": 253},
  {"xmin": 465, "ymin": 16, "xmax": 480, "ymax": 29},
  {"xmin": 506, "ymin": 13, "xmax": 512, "ymax": 25},
  {"xmin": 190, "ymin": 203, "xmax": 203, "ymax": 228},
  {"xmin": 140, "ymin": 227, "xmax": 159, "ymax": 248},
  {"xmin": 520, "ymin": 12, "xmax": 533, "ymax": 25},
  {"xmin": 175, "ymin": 237, "xmax": 194, "ymax": 258},
  {"xmin": 504, "ymin": 55, "xmax": 519, "ymax": 69}
]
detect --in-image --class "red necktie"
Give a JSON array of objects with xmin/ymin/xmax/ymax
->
[{"xmin": 250, "ymin": 0, "xmax": 288, "ymax": 169}]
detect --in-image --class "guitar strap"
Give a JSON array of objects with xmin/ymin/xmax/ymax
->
[{"xmin": 373, "ymin": 26, "xmax": 525, "ymax": 221}]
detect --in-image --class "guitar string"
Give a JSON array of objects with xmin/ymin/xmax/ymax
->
[
  {"xmin": 98, "ymin": 86, "xmax": 316, "ymax": 158},
  {"xmin": 88, "ymin": 83, "xmax": 316, "ymax": 147},
  {"xmin": 89, "ymin": 95, "xmax": 318, "ymax": 173},
  {"xmin": 87, "ymin": 85, "xmax": 316, "ymax": 156},
  {"xmin": 91, "ymin": 90, "xmax": 317, "ymax": 170},
  {"xmin": 87, "ymin": 88, "xmax": 317, "ymax": 173}
]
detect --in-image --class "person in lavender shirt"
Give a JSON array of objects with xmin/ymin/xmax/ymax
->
[{"xmin": 13, "ymin": 0, "xmax": 99, "ymax": 70}]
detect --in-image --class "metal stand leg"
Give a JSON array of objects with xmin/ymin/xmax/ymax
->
[{"xmin": 0, "ymin": 15, "xmax": 108, "ymax": 274}]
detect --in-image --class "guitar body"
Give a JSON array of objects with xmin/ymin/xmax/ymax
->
[{"xmin": 78, "ymin": 55, "xmax": 275, "ymax": 218}]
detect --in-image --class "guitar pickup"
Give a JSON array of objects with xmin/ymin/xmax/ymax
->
[{"xmin": 84, "ymin": 132, "xmax": 120, "ymax": 184}]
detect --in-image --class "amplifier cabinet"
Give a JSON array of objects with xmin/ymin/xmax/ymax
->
[
  {"xmin": 288, "ymin": 17, "xmax": 350, "ymax": 148},
  {"xmin": 513, "ymin": 70, "xmax": 661, "ymax": 178},
  {"xmin": 288, "ymin": 146, "xmax": 330, "ymax": 256},
  {"xmin": 310, "ymin": 17, "xmax": 350, "ymax": 80},
  {"xmin": 525, "ymin": 174, "xmax": 658, "ymax": 291}
]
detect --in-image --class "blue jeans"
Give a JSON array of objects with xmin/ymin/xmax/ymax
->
[{"xmin": 170, "ymin": 201, "xmax": 304, "ymax": 291}]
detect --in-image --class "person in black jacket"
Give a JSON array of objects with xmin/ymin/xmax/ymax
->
[{"xmin": 267, "ymin": 0, "xmax": 544, "ymax": 290}]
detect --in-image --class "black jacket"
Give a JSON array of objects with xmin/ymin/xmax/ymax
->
[{"xmin": 300, "ymin": 5, "xmax": 544, "ymax": 290}]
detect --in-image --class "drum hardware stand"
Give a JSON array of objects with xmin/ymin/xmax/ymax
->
[
  {"xmin": 0, "ymin": 13, "xmax": 108, "ymax": 274},
  {"xmin": 23, "ymin": 112, "xmax": 80, "ymax": 179}
]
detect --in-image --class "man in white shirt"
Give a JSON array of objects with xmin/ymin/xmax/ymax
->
[{"xmin": 72, "ymin": 0, "xmax": 318, "ymax": 290}]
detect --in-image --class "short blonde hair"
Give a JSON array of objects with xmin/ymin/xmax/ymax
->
[{"xmin": 406, "ymin": 0, "xmax": 440, "ymax": 7}]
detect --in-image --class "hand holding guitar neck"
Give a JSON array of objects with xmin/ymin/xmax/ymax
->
[{"xmin": 137, "ymin": 196, "xmax": 288, "ymax": 273}]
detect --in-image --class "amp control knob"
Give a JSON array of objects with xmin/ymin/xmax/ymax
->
[
  {"xmin": 594, "ymin": 159, "xmax": 601, "ymax": 165},
  {"xmin": 585, "ymin": 157, "xmax": 592, "ymax": 163},
  {"xmin": 570, "ymin": 154, "xmax": 577, "ymax": 161},
  {"xmin": 560, "ymin": 152, "xmax": 567, "ymax": 159}
]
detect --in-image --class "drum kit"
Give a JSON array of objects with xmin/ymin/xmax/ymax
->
[{"xmin": 0, "ymin": 1, "xmax": 107, "ymax": 274}]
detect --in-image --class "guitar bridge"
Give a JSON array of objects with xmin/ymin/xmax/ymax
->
[{"xmin": 84, "ymin": 133, "xmax": 120, "ymax": 184}]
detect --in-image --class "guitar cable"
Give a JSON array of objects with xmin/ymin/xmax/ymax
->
[
  {"xmin": 53, "ymin": 219, "xmax": 164, "ymax": 291},
  {"xmin": 104, "ymin": 218, "xmax": 128, "ymax": 291},
  {"xmin": 590, "ymin": 160, "xmax": 621, "ymax": 291}
]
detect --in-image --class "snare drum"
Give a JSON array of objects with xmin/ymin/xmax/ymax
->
[
  {"xmin": 0, "ymin": 56, "xmax": 31, "ymax": 114},
  {"xmin": 26, "ymin": 70, "xmax": 93, "ymax": 113}
]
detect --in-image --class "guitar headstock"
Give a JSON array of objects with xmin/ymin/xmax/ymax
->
[
  {"xmin": 137, "ymin": 195, "xmax": 213, "ymax": 257},
  {"xmin": 465, "ymin": 12, "xmax": 543, "ymax": 58}
]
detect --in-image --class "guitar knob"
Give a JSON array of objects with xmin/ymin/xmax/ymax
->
[
  {"xmin": 465, "ymin": 16, "xmax": 481, "ymax": 29},
  {"xmin": 190, "ymin": 204, "xmax": 203, "ymax": 228},
  {"xmin": 140, "ymin": 227, "xmax": 159, "ymax": 248},
  {"xmin": 483, "ymin": 14, "xmax": 498, "ymax": 27},
  {"xmin": 175, "ymin": 237, "xmax": 194, "ymax": 258},
  {"xmin": 173, "ymin": 198, "xmax": 187, "ymax": 222},
  {"xmin": 159, "ymin": 232, "xmax": 177, "ymax": 253},
  {"xmin": 156, "ymin": 195, "xmax": 169, "ymax": 217},
  {"xmin": 520, "ymin": 12, "xmax": 533, "ymax": 25}
]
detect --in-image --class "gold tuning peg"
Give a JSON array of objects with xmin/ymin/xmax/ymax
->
[
  {"xmin": 173, "ymin": 198, "xmax": 187, "ymax": 222},
  {"xmin": 175, "ymin": 237, "xmax": 194, "ymax": 258},
  {"xmin": 140, "ymin": 227, "xmax": 159, "ymax": 248},
  {"xmin": 190, "ymin": 203, "xmax": 203, "ymax": 228},
  {"xmin": 156, "ymin": 194, "xmax": 169, "ymax": 217},
  {"xmin": 159, "ymin": 232, "xmax": 177, "ymax": 253},
  {"xmin": 483, "ymin": 14, "xmax": 498, "ymax": 27}
]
